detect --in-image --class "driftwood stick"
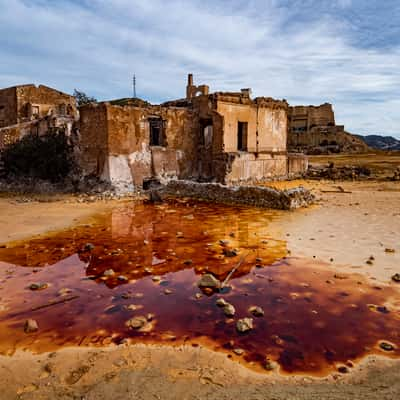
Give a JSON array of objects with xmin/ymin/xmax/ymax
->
[
  {"xmin": 30, "ymin": 295, "xmax": 79, "ymax": 312},
  {"xmin": 221, "ymin": 254, "xmax": 248, "ymax": 288}
]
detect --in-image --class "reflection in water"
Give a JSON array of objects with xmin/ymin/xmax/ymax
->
[{"xmin": 0, "ymin": 199, "xmax": 399, "ymax": 376}]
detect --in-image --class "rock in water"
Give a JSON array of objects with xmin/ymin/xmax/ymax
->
[
  {"xmin": 29, "ymin": 282, "xmax": 48, "ymax": 291},
  {"xmin": 125, "ymin": 316, "xmax": 147, "ymax": 330},
  {"xmin": 236, "ymin": 318, "xmax": 253, "ymax": 333},
  {"xmin": 249, "ymin": 306, "xmax": 264, "ymax": 317},
  {"xmin": 197, "ymin": 274, "xmax": 221, "ymax": 289},
  {"xmin": 391, "ymin": 273, "xmax": 400, "ymax": 283},
  {"xmin": 223, "ymin": 303, "xmax": 236, "ymax": 317},
  {"xmin": 216, "ymin": 298, "xmax": 227, "ymax": 307},
  {"xmin": 24, "ymin": 319, "xmax": 39, "ymax": 333}
]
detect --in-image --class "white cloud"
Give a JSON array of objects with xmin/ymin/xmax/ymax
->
[{"xmin": 0, "ymin": 0, "xmax": 399, "ymax": 137}]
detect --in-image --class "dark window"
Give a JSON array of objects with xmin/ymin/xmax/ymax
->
[
  {"xmin": 237, "ymin": 121, "xmax": 248, "ymax": 151},
  {"xmin": 149, "ymin": 117, "xmax": 165, "ymax": 146}
]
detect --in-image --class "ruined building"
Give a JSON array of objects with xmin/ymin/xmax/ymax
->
[
  {"xmin": 79, "ymin": 74, "xmax": 307, "ymax": 188},
  {"xmin": 0, "ymin": 84, "xmax": 77, "ymax": 151},
  {"xmin": 288, "ymin": 103, "xmax": 368, "ymax": 154}
]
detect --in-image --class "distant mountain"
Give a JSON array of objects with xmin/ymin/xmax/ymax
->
[{"xmin": 356, "ymin": 134, "xmax": 400, "ymax": 151}]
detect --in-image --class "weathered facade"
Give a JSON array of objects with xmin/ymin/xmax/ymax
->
[
  {"xmin": 0, "ymin": 84, "xmax": 78, "ymax": 151},
  {"xmin": 288, "ymin": 103, "xmax": 368, "ymax": 154},
  {"xmin": 79, "ymin": 75, "xmax": 307, "ymax": 188}
]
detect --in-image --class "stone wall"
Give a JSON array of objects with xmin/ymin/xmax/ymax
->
[
  {"xmin": 15, "ymin": 85, "xmax": 77, "ymax": 122},
  {"xmin": 0, "ymin": 87, "xmax": 18, "ymax": 128},
  {"xmin": 162, "ymin": 180, "xmax": 314, "ymax": 210},
  {"xmin": 79, "ymin": 102, "xmax": 197, "ymax": 189}
]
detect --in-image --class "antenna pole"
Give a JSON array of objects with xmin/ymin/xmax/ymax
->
[{"xmin": 133, "ymin": 74, "xmax": 136, "ymax": 98}]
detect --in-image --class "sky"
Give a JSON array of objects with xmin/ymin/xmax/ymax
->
[{"xmin": 0, "ymin": 0, "xmax": 399, "ymax": 138}]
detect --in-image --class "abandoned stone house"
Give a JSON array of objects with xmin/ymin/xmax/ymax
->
[
  {"xmin": 0, "ymin": 84, "xmax": 77, "ymax": 151},
  {"xmin": 288, "ymin": 103, "xmax": 368, "ymax": 153},
  {"xmin": 79, "ymin": 74, "xmax": 307, "ymax": 188}
]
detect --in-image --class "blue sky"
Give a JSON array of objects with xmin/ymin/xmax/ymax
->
[{"xmin": 0, "ymin": 0, "xmax": 399, "ymax": 137}]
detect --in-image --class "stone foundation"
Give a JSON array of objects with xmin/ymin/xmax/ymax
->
[{"xmin": 161, "ymin": 180, "xmax": 314, "ymax": 210}]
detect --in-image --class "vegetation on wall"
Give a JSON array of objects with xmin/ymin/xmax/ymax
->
[
  {"xmin": 2, "ymin": 131, "xmax": 76, "ymax": 182},
  {"xmin": 73, "ymin": 89, "xmax": 97, "ymax": 107}
]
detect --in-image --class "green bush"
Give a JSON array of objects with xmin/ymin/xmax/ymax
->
[{"xmin": 2, "ymin": 131, "xmax": 75, "ymax": 182}]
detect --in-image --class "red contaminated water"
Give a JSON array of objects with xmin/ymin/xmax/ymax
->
[{"xmin": 0, "ymin": 199, "xmax": 398, "ymax": 376}]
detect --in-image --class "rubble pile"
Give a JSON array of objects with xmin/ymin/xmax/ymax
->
[{"xmin": 307, "ymin": 163, "xmax": 371, "ymax": 180}]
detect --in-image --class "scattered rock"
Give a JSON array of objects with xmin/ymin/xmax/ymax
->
[
  {"xmin": 125, "ymin": 316, "xmax": 147, "ymax": 330},
  {"xmin": 84, "ymin": 243, "xmax": 95, "ymax": 251},
  {"xmin": 264, "ymin": 359, "xmax": 277, "ymax": 371},
  {"xmin": 223, "ymin": 248, "xmax": 238, "ymax": 257},
  {"xmin": 58, "ymin": 288, "xmax": 72, "ymax": 296},
  {"xmin": 236, "ymin": 318, "xmax": 253, "ymax": 333},
  {"xmin": 391, "ymin": 273, "xmax": 400, "ymax": 283},
  {"xmin": 380, "ymin": 342, "xmax": 395, "ymax": 351},
  {"xmin": 385, "ymin": 248, "xmax": 395, "ymax": 253},
  {"xmin": 29, "ymin": 282, "xmax": 48, "ymax": 291},
  {"xmin": 198, "ymin": 274, "xmax": 221, "ymax": 289},
  {"xmin": 233, "ymin": 348, "xmax": 244, "ymax": 355},
  {"xmin": 152, "ymin": 275, "xmax": 162, "ymax": 282},
  {"xmin": 249, "ymin": 306, "xmax": 264, "ymax": 317},
  {"xmin": 223, "ymin": 303, "xmax": 235, "ymax": 317},
  {"xmin": 216, "ymin": 298, "xmax": 228, "ymax": 307},
  {"xmin": 117, "ymin": 275, "xmax": 128, "ymax": 282},
  {"xmin": 103, "ymin": 269, "xmax": 115, "ymax": 277},
  {"xmin": 195, "ymin": 293, "xmax": 202, "ymax": 299},
  {"xmin": 24, "ymin": 319, "xmax": 38, "ymax": 333},
  {"xmin": 143, "ymin": 240, "xmax": 149, "ymax": 245},
  {"xmin": 164, "ymin": 289, "xmax": 173, "ymax": 295},
  {"xmin": 183, "ymin": 259, "xmax": 193, "ymax": 265}
]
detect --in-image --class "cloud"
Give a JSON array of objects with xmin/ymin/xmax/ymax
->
[{"xmin": 0, "ymin": 0, "xmax": 399, "ymax": 137}]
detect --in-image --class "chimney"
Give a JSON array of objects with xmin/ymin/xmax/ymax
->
[{"xmin": 188, "ymin": 73, "xmax": 193, "ymax": 86}]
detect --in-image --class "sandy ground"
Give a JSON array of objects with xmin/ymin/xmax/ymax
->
[{"xmin": 0, "ymin": 180, "xmax": 399, "ymax": 399}]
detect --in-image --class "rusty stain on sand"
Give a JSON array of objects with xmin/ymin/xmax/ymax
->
[{"xmin": 0, "ymin": 199, "xmax": 398, "ymax": 376}]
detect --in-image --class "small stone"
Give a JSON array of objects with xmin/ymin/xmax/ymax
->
[
  {"xmin": 223, "ymin": 248, "xmax": 238, "ymax": 257},
  {"xmin": 117, "ymin": 275, "xmax": 128, "ymax": 282},
  {"xmin": 229, "ymin": 232, "xmax": 235, "ymax": 238},
  {"xmin": 233, "ymin": 348, "xmax": 244, "ymax": 355},
  {"xmin": 29, "ymin": 282, "xmax": 48, "ymax": 291},
  {"xmin": 264, "ymin": 359, "xmax": 277, "ymax": 371},
  {"xmin": 176, "ymin": 231, "xmax": 184, "ymax": 238},
  {"xmin": 164, "ymin": 289, "xmax": 173, "ymax": 295},
  {"xmin": 195, "ymin": 293, "xmax": 202, "ymax": 299},
  {"xmin": 103, "ymin": 269, "xmax": 115, "ymax": 277},
  {"xmin": 125, "ymin": 316, "xmax": 147, "ymax": 330},
  {"xmin": 147, "ymin": 313, "xmax": 155, "ymax": 321},
  {"xmin": 219, "ymin": 240, "xmax": 230, "ymax": 246},
  {"xmin": 58, "ymin": 288, "xmax": 72, "ymax": 296},
  {"xmin": 249, "ymin": 306, "xmax": 264, "ymax": 317},
  {"xmin": 198, "ymin": 274, "xmax": 221, "ymax": 289},
  {"xmin": 152, "ymin": 275, "xmax": 161, "ymax": 282},
  {"xmin": 216, "ymin": 298, "xmax": 228, "ymax": 307},
  {"xmin": 84, "ymin": 243, "xmax": 95, "ymax": 251},
  {"xmin": 236, "ymin": 318, "xmax": 253, "ymax": 333},
  {"xmin": 143, "ymin": 240, "xmax": 149, "ymax": 245},
  {"xmin": 385, "ymin": 248, "xmax": 395, "ymax": 253},
  {"xmin": 380, "ymin": 342, "xmax": 395, "ymax": 351},
  {"xmin": 391, "ymin": 273, "xmax": 400, "ymax": 283},
  {"xmin": 183, "ymin": 259, "xmax": 193, "ymax": 265},
  {"xmin": 366, "ymin": 259, "xmax": 373, "ymax": 265},
  {"xmin": 24, "ymin": 319, "xmax": 38, "ymax": 333},
  {"xmin": 223, "ymin": 303, "xmax": 235, "ymax": 317}
]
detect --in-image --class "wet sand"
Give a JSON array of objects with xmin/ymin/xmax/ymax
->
[{"xmin": 0, "ymin": 181, "xmax": 399, "ymax": 399}]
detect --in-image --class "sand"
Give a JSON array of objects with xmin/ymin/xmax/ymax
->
[{"xmin": 0, "ymin": 180, "xmax": 399, "ymax": 399}]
